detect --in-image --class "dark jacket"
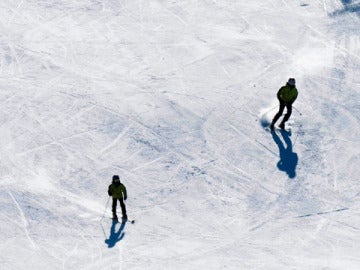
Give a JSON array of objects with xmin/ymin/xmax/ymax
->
[
  {"xmin": 277, "ymin": 84, "xmax": 298, "ymax": 104},
  {"xmin": 108, "ymin": 181, "xmax": 127, "ymax": 200}
]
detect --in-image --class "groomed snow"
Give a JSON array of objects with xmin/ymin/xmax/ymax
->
[{"xmin": 0, "ymin": 0, "xmax": 359, "ymax": 269}]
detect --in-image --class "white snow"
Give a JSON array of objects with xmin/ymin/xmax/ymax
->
[{"xmin": 1, "ymin": 0, "xmax": 359, "ymax": 269}]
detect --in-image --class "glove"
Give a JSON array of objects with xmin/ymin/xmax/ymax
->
[
  {"xmin": 108, "ymin": 190, "xmax": 112, "ymax": 196},
  {"xmin": 124, "ymin": 196, "xmax": 127, "ymax": 201}
]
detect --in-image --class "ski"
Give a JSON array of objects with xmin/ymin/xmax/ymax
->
[
  {"xmin": 111, "ymin": 217, "xmax": 135, "ymax": 224},
  {"xmin": 263, "ymin": 124, "xmax": 292, "ymax": 133},
  {"xmin": 270, "ymin": 127, "xmax": 291, "ymax": 133}
]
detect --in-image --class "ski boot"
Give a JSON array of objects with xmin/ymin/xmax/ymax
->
[{"xmin": 112, "ymin": 213, "xmax": 118, "ymax": 221}]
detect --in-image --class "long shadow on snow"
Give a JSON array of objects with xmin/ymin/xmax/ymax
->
[
  {"xmin": 329, "ymin": 0, "xmax": 360, "ymax": 17},
  {"xmin": 105, "ymin": 220, "xmax": 126, "ymax": 248},
  {"xmin": 271, "ymin": 130, "xmax": 298, "ymax": 179}
]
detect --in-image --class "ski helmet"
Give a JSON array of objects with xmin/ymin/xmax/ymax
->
[
  {"xmin": 287, "ymin": 78, "xmax": 296, "ymax": 86},
  {"xmin": 112, "ymin": 175, "xmax": 120, "ymax": 182}
]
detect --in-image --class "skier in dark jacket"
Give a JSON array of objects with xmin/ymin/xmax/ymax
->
[
  {"xmin": 270, "ymin": 78, "xmax": 298, "ymax": 131},
  {"xmin": 108, "ymin": 175, "xmax": 127, "ymax": 220}
]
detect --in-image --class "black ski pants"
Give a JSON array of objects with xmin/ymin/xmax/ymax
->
[
  {"xmin": 272, "ymin": 100, "xmax": 292, "ymax": 126},
  {"xmin": 112, "ymin": 198, "xmax": 127, "ymax": 218}
]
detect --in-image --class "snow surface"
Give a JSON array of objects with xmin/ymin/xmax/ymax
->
[{"xmin": 1, "ymin": 0, "xmax": 360, "ymax": 269}]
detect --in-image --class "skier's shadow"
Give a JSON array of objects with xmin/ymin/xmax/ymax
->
[
  {"xmin": 271, "ymin": 130, "xmax": 298, "ymax": 178},
  {"xmin": 105, "ymin": 220, "xmax": 126, "ymax": 248},
  {"xmin": 330, "ymin": 1, "xmax": 360, "ymax": 17}
]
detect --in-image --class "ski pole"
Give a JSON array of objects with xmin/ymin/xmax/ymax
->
[
  {"xmin": 100, "ymin": 196, "xmax": 110, "ymax": 222},
  {"xmin": 293, "ymin": 106, "xmax": 302, "ymax": 116}
]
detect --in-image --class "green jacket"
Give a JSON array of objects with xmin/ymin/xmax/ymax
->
[
  {"xmin": 108, "ymin": 182, "xmax": 127, "ymax": 200},
  {"xmin": 277, "ymin": 84, "xmax": 298, "ymax": 104}
]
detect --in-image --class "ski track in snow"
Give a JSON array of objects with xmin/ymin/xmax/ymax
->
[
  {"xmin": 0, "ymin": 0, "xmax": 360, "ymax": 269},
  {"xmin": 8, "ymin": 191, "xmax": 38, "ymax": 251}
]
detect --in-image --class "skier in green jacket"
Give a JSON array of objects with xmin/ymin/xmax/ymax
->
[
  {"xmin": 270, "ymin": 78, "xmax": 298, "ymax": 131},
  {"xmin": 108, "ymin": 175, "xmax": 127, "ymax": 220}
]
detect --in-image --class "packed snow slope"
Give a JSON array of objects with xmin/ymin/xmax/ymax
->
[{"xmin": 1, "ymin": 0, "xmax": 359, "ymax": 269}]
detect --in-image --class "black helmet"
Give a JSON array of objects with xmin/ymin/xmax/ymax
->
[
  {"xmin": 287, "ymin": 78, "xmax": 296, "ymax": 86},
  {"xmin": 112, "ymin": 175, "xmax": 120, "ymax": 182}
]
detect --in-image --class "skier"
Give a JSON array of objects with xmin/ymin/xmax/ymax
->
[
  {"xmin": 108, "ymin": 175, "xmax": 127, "ymax": 221},
  {"xmin": 270, "ymin": 78, "xmax": 298, "ymax": 131}
]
